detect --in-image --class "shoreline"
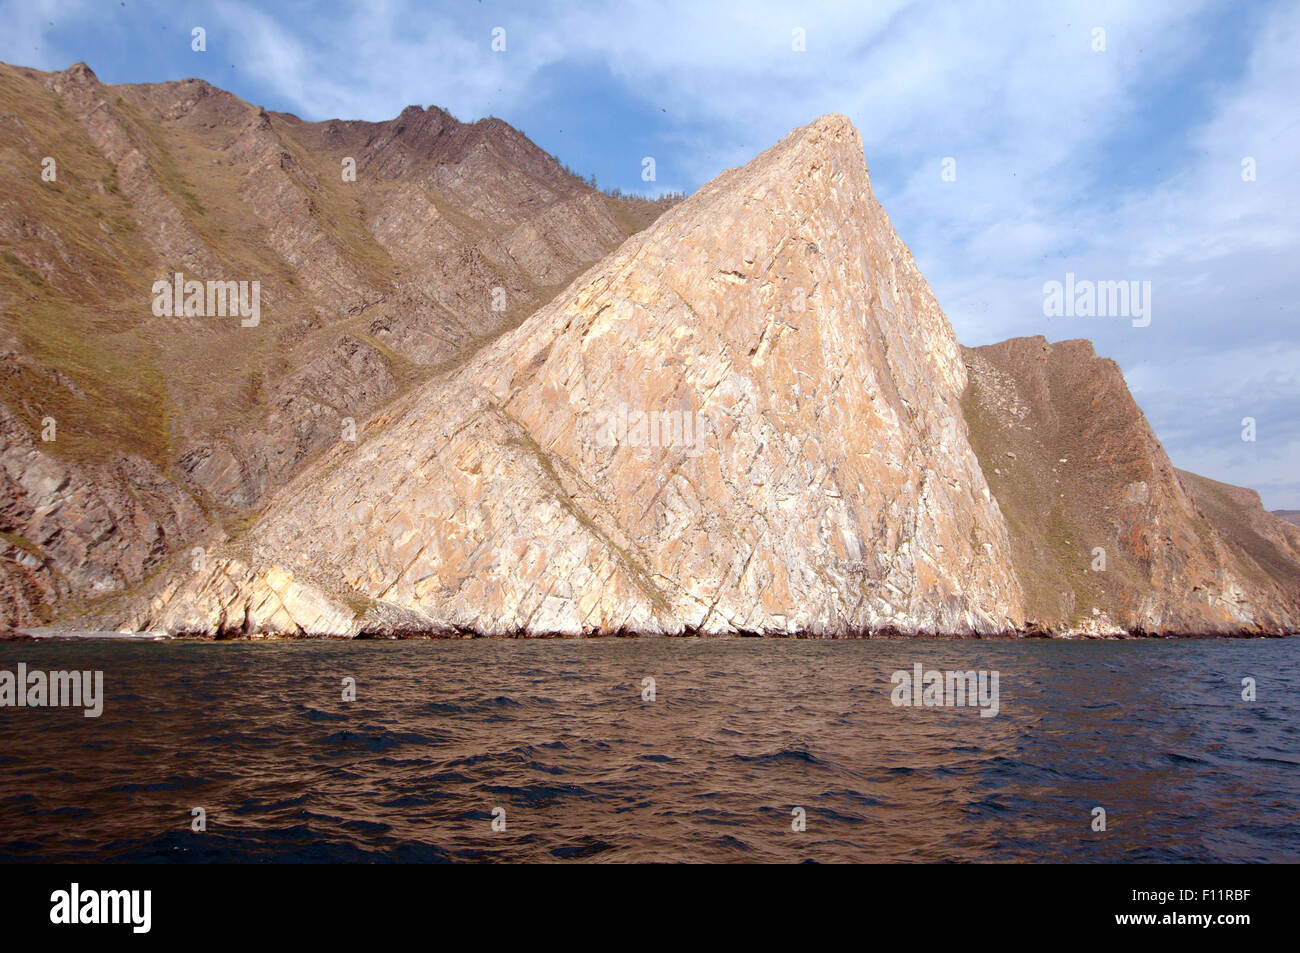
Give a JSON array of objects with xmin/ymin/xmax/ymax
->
[{"xmin": 3, "ymin": 627, "xmax": 1293, "ymax": 642}]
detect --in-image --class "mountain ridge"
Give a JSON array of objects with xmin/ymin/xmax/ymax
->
[
  {"xmin": 962, "ymin": 336, "xmax": 1299, "ymax": 634},
  {"xmin": 2, "ymin": 63, "xmax": 1295, "ymax": 637},
  {"xmin": 0, "ymin": 58, "xmax": 674, "ymax": 626}
]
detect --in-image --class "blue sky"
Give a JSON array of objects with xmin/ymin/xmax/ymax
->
[{"xmin": 3, "ymin": 0, "xmax": 1297, "ymax": 507}]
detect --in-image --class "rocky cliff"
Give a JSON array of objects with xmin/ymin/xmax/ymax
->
[
  {"xmin": 0, "ymin": 60, "xmax": 667, "ymax": 626},
  {"xmin": 118, "ymin": 115, "xmax": 1027, "ymax": 637},
  {"xmin": 4, "ymin": 62, "xmax": 1295, "ymax": 637},
  {"xmin": 961, "ymin": 336, "xmax": 1299, "ymax": 634}
]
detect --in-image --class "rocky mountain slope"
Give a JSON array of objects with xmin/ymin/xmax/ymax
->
[
  {"xmin": 962, "ymin": 337, "xmax": 1299, "ymax": 634},
  {"xmin": 0, "ymin": 60, "xmax": 667, "ymax": 626},
  {"xmin": 118, "ymin": 114, "xmax": 1027, "ymax": 637},
  {"xmin": 3, "ymin": 62, "xmax": 1295, "ymax": 637}
]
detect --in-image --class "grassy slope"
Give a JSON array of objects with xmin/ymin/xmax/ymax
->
[
  {"xmin": 959, "ymin": 343, "xmax": 1151, "ymax": 628},
  {"xmin": 0, "ymin": 64, "xmax": 174, "ymax": 466},
  {"xmin": 2, "ymin": 63, "xmax": 668, "ymax": 479}
]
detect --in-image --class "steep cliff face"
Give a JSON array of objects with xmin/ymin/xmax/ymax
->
[
  {"xmin": 121, "ymin": 115, "xmax": 1026, "ymax": 637},
  {"xmin": 0, "ymin": 60, "xmax": 665, "ymax": 626},
  {"xmin": 961, "ymin": 336, "xmax": 1300, "ymax": 634}
]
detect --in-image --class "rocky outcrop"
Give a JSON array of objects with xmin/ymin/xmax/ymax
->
[
  {"xmin": 1179, "ymin": 471, "xmax": 1300, "ymax": 610},
  {"xmin": 42, "ymin": 63, "xmax": 226, "ymax": 278},
  {"xmin": 0, "ymin": 405, "xmax": 206, "ymax": 627},
  {"xmin": 961, "ymin": 336, "xmax": 1299, "ymax": 634},
  {"xmin": 121, "ymin": 115, "xmax": 1026, "ymax": 637}
]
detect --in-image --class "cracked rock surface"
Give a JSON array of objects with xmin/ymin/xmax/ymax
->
[{"xmin": 120, "ymin": 116, "xmax": 1028, "ymax": 636}]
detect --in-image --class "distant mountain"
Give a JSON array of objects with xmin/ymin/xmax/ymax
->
[
  {"xmin": 1272, "ymin": 510, "xmax": 1300, "ymax": 527},
  {"xmin": 0, "ymin": 61, "xmax": 672, "ymax": 627}
]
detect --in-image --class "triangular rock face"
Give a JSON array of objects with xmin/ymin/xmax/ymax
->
[
  {"xmin": 962, "ymin": 336, "xmax": 1300, "ymax": 634},
  {"xmin": 124, "ymin": 115, "xmax": 1025, "ymax": 636}
]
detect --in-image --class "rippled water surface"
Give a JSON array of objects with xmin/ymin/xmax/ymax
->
[{"xmin": 0, "ymin": 638, "xmax": 1296, "ymax": 862}]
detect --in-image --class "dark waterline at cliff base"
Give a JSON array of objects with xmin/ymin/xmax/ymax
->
[
  {"xmin": 13, "ymin": 626, "xmax": 1296, "ymax": 640},
  {"xmin": 0, "ymin": 639, "xmax": 1295, "ymax": 862}
]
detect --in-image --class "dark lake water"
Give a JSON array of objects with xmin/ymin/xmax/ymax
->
[{"xmin": 0, "ymin": 638, "xmax": 1296, "ymax": 862}]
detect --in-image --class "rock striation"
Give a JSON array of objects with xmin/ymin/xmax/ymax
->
[
  {"xmin": 120, "ymin": 115, "xmax": 1026, "ymax": 636},
  {"xmin": 0, "ymin": 60, "xmax": 666, "ymax": 626},
  {"xmin": 1, "ymin": 402, "xmax": 205, "ymax": 625}
]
